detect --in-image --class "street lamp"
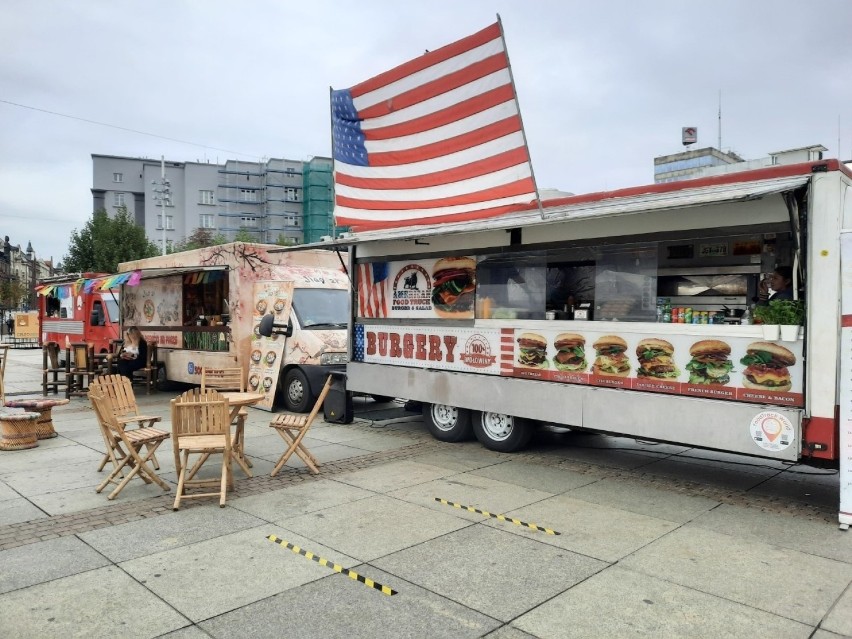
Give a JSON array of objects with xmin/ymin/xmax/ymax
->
[{"xmin": 151, "ymin": 156, "xmax": 172, "ymax": 255}]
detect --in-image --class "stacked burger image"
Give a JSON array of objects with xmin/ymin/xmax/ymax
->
[
  {"xmin": 591, "ymin": 336, "xmax": 631, "ymax": 377},
  {"xmin": 635, "ymin": 338, "xmax": 679, "ymax": 380},
  {"xmin": 686, "ymin": 340, "xmax": 734, "ymax": 385}
]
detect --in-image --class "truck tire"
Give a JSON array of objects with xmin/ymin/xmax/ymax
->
[
  {"xmin": 472, "ymin": 411, "xmax": 534, "ymax": 452},
  {"xmin": 424, "ymin": 403, "xmax": 473, "ymax": 442},
  {"xmin": 282, "ymin": 368, "xmax": 313, "ymax": 413},
  {"xmin": 156, "ymin": 365, "xmax": 177, "ymax": 392}
]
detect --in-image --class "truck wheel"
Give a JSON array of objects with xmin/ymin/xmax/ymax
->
[
  {"xmin": 424, "ymin": 403, "xmax": 473, "ymax": 442},
  {"xmin": 282, "ymin": 369, "xmax": 313, "ymax": 413},
  {"xmin": 156, "ymin": 365, "xmax": 176, "ymax": 391},
  {"xmin": 473, "ymin": 411, "xmax": 534, "ymax": 452}
]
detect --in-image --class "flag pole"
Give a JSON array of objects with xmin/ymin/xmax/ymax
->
[
  {"xmin": 328, "ymin": 85, "xmax": 337, "ymax": 240},
  {"xmin": 497, "ymin": 13, "xmax": 544, "ymax": 219}
]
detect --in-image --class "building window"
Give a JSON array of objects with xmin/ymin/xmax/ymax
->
[
  {"xmin": 200, "ymin": 214, "xmax": 215, "ymax": 229},
  {"xmin": 240, "ymin": 189, "xmax": 257, "ymax": 202},
  {"xmin": 114, "ymin": 192, "xmax": 125, "ymax": 207},
  {"xmin": 240, "ymin": 216, "xmax": 257, "ymax": 228},
  {"xmin": 286, "ymin": 188, "xmax": 297, "ymax": 202},
  {"xmin": 199, "ymin": 190, "xmax": 215, "ymax": 205},
  {"xmin": 157, "ymin": 215, "xmax": 174, "ymax": 230},
  {"xmin": 286, "ymin": 167, "xmax": 295, "ymax": 177},
  {"xmin": 113, "ymin": 172, "xmax": 123, "ymax": 183}
]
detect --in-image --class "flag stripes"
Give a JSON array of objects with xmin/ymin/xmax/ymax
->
[{"xmin": 331, "ymin": 20, "xmax": 538, "ymax": 231}]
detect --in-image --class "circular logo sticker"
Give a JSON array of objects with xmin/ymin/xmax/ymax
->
[{"xmin": 750, "ymin": 411, "xmax": 794, "ymax": 452}]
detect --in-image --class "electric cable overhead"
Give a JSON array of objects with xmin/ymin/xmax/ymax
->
[{"xmin": 0, "ymin": 98, "xmax": 260, "ymax": 159}]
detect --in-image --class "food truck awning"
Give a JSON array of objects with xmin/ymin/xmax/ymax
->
[
  {"xmin": 123, "ymin": 266, "xmax": 228, "ymax": 282},
  {"xmin": 323, "ymin": 172, "xmax": 811, "ymax": 247}
]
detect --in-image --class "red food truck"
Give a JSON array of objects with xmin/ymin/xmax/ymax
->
[{"xmin": 36, "ymin": 273, "xmax": 121, "ymax": 354}]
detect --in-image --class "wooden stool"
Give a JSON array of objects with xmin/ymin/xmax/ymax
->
[
  {"xmin": 0, "ymin": 411, "xmax": 40, "ymax": 450},
  {"xmin": 4, "ymin": 398, "xmax": 70, "ymax": 439}
]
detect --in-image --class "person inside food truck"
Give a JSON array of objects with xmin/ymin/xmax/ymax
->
[{"xmin": 757, "ymin": 265, "xmax": 795, "ymax": 304}]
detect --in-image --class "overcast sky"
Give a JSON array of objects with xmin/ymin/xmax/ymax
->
[{"xmin": 2, "ymin": 0, "xmax": 851, "ymax": 264}]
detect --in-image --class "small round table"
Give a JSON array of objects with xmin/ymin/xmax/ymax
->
[
  {"xmin": 4, "ymin": 398, "xmax": 70, "ymax": 439},
  {"xmin": 0, "ymin": 411, "xmax": 40, "ymax": 450}
]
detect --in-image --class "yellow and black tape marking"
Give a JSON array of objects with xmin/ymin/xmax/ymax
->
[
  {"xmin": 434, "ymin": 498, "xmax": 561, "ymax": 535},
  {"xmin": 266, "ymin": 535, "xmax": 397, "ymax": 596}
]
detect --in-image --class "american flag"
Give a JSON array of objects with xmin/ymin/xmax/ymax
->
[
  {"xmin": 331, "ymin": 20, "xmax": 539, "ymax": 232},
  {"xmin": 357, "ymin": 262, "xmax": 390, "ymax": 318}
]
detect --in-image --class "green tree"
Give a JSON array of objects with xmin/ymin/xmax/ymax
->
[
  {"xmin": 275, "ymin": 234, "xmax": 296, "ymax": 246},
  {"xmin": 0, "ymin": 280, "xmax": 27, "ymax": 309},
  {"xmin": 233, "ymin": 228, "xmax": 256, "ymax": 243},
  {"xmin": 172, "ymin": 227, "xmax": 227, "ymax": 253},
  {"xmin": 63, "ymin": 207, "xmax": 160, "ymax": 272}
]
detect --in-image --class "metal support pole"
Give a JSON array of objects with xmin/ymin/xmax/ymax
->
[{"xmin": 161, "ymin": 156, "xmax": 167, "ymax": 255}]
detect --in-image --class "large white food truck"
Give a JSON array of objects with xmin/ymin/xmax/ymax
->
[
  {"xmin": 336, "ymin": 159, "xmax": 852, "ymax": 521},
  {"xmin": 118, "ymin": 242, "xmax": 349, "ymax": 412}
]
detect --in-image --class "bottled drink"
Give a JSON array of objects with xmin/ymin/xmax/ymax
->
[
  {"xmin": 740, "ymin": 306, "xmax": 752, "ymax": 325},
  {"xmin": 662, "ymin": 299, "xmax": 672, "ymax": 323}
]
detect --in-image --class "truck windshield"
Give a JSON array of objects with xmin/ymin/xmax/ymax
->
[
  {"xmin": 104, "ymin": 298, "xmax": 120, "ymax": 323},
  {"xmin": 292, "ymin": 288, "xmax": 349, "ymax": 329}
]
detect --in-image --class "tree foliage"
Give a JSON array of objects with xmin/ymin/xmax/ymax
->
[
  {"xmin": 171, "ymin": 227, "xmax": 227, "ymax": 253},
  {"xmin": 0, "ymin": 280, "xmax": 27, "ymax": 309},
  {"xmin": 63, "ymin": 208, "xmax": 160, "ymax": 273},
  {"xmin": 233, "ymin": 228, "xmax": 256, "ymax": 243}
]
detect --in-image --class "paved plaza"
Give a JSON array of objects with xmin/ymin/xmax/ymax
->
[{"xmin": 1, "ymin": 346, "xmax": 851, "ymax": 638}]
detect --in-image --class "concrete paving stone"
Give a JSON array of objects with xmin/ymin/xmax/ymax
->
[
  {"xmin": 230, "ymin": 478, "xmax": 374, "ymax": 522},
  {"xmin": 0, "ymin": 565, "xmax": 189, "ymax": 638},
  {"xmin": 637, "ymin": 457, "xmax": 774, "ymax": 491},
  {"xmin": 568, "ymin": 476, "xmax": 720, "ymax": 523},
  {"xmin": 200, "ymin": 564, "xmax": 500, "ymax": 639},
  {"xmin": 538, "ymin": 443, "xmax": 665, "ymax": 470},
  {"xmin": 689, "ymin": 503, "xmax": 852, "ymax": 563},
  {"xmin": 332, "ymin": 459, "xmax": 458, "ymax": 493},
  {"xmin": 79, "ymin": 505, "xmax": 266, "ymax": 563},
  {"xmin": 252, "ymin": 441, "xmax": 374, "ymax": 466},
  {"xmin": 307, "ymin": 423, "xmax": 381, "ymax": 444},
  {"xmin": 154, "ymin": 626, "xmax": 210, "ymax": 639},
  {"xmin": 387, "ymin": 472, "xmax": 555, "ymax": 524},
  {"xmin": 619, "ymin": 526, "xmax": 852, "ymax": 625},
  {"xmin": 282, "ymin": 494, "xmax": 471, "ymax": 562},
  {"xmin": 812, "ymin": 630, "xmax": 850, "ymax": 639},
  {"xmin": 512, "ymin": 565, "xmax": 812, "ymax": 639},
  {"xmin": 335, "ymin": 432, "xmax": 422, "ymax": 453},
  {"xmin": 749, "ymin": 472, "xmax": 840, "ymax": 512},
  {"xmin": 822, "ymin": 583, "xmax": 852, "ymax": 636},
  {"xmin": 121, "ymin": 525, "xmax": 359, "ymax": 623},
  {"xmin": 409, "ymin": 450, "xmax": 506, "ymax": 472},
  {"xmin": 467, "ymin": 459, "xmax": 600, "ymax": 494},
  {"xmin": 0, "ymin": 496, "xmax": 48, "ymax": 526},
  {"xmin": 0, "ymin": 443, "xmax": 100, "ymax": 475},
  {"xmin": 0, "ymin": 535, "xmax": 111, "ymax": 594},
  {"xmin": 374, "ymin": 524, "xmax": 607, "ymax": 622},
  {"xmin": 0, "ymin": 479, "xmax": 20, "ymax": 502},
  {"xmin": 669, "ymin": 447, "xmax": 792, "ymax": 473},
  {"xmin": 3, "ymin": 459, "xmax": 112, "ymax": 497},
  {"xmin": 488, "ymin": 493, "xmax": 678, "ymax": 562},
  {"xmin": 482, "ymin": 626, "xmax": 538, "ymax": 639}
]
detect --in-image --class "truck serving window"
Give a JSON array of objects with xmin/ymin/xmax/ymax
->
[
  {"xmin": 104, "ymin": 298, "xmax": 120, "ymax": 324},
  {"xmin": 292, "ymin": 288, "xmax": 349, "ymax": 329}
]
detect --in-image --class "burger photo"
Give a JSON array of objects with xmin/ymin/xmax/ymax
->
[
  {"xmin": 592, "ymin": 335, "xmax": 630, "ymax": 377},
  {"xmin": 636, "ymin": 338, "xmax": 679, "ymax": 380},
  {"xmin": 552, "ymin": 333, "xmax": 587, "ymax": 372},
  {"xmin": 431, "ymin": 256, "xmax": 476, "ymax": 318},
  {"xmin": 517, "ymin": 332, "xmax": 548, "ymax": 369},
  {"xmin": 740, "ymin": 342, "xmax": 795, "ymax": 392},
  {"xmin": 686, "ymin": 340, "xmax": 733, "ymax": 385}
]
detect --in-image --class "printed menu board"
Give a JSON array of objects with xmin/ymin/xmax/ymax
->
[
  {"xmin": 248, "ymin": 281, "xmax": 294, "ymax": 411},
  {"xmin": 355, "ymin": 322, "xmax": 804, "ymax": 408}
]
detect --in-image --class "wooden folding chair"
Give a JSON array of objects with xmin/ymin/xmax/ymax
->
[
  {"xmin": 90, "ymin": 375, "xmax": 163, "ymax": 473},
  {"xmin": 269, "ymin": 375, "xmax": 333, "ymax": 476},
  {"xmin": 89, "ymin": 390, "xmax": 170, "ymax": 500},
  {"xmin": 171, "ymin": 388, "xmax": 233, "ymax": 509},
  {"xmin": 200, "ymin": 366, "xmax": 251, "ymax": 470},
  {"xmin": 42, "ymin": 341, "xmax": 67, "ymax": 396}
]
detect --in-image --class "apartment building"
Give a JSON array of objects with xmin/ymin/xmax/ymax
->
[{"xmin": 91, "ymin": 154, "xmax": 336, "ymax": 250}]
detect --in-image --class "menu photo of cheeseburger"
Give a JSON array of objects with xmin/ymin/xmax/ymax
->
[
  {"xmin": 685, "ymin": 340, "xmax": 734, "ymax": 385},
  {"xmin": 635, "ymin": 338, "xmax": 679, "ymax": 380},
  {"xmin": 516, "ymin": 332, "xmax": 548, "ymax": 369},
  {"xmin": 591, "ymin": 335, "xmax": 631, "ymax": 377},
  {"xmin": 552, "ymin": 333, "xmax": 587, "ymax": 372},
  {"xmin": 431, "ymin": 257, "xmax": 476, "ymax": 319},
  {"xmin": 740, "ymin": 342, "xmax": 795, "ymax": 392}
]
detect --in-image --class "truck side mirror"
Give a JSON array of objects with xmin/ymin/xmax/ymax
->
[{"xmin": 258, "ymin": 312, "xmax": 293, "ymax": 338}]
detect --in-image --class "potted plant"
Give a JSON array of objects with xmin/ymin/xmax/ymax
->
[{"xmin": 753, "ymin": 300, "xmax": 804, "ymax": 341}]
